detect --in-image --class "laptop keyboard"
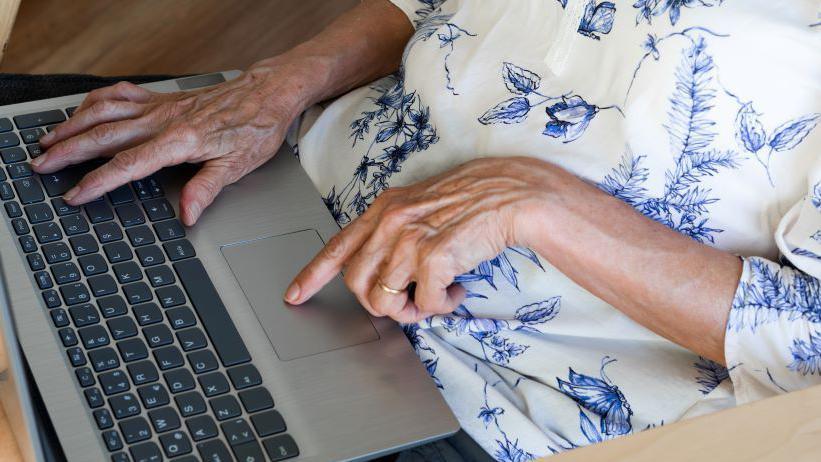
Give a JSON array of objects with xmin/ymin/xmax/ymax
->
[{"xmin": 1, "ymin": 108, "xmax": 299, "ymax": 462}]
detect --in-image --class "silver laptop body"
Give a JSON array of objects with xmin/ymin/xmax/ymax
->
[{"xmin": 0, "ymin": 71, "xmax": 458, "ymax": 462}]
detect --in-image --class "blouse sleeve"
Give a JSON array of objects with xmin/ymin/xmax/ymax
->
[
  {"xmin": 387, "ymin": 0, "xmax": 448, "ymax": 27},
  {"xmin": 726, "ymin": 155, "xmax": 821, "ymax": 404}
]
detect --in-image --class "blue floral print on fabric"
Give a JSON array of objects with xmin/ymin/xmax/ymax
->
[
  {"xmin": 632, "ymin": 0, "xmax": 724, "ymax": 26},
  {"xmin": 693, "ymin": 356, "xmax": 729, "ymax": 394},
  {"xmin": 788, "ymin": 330, "xmax": 821, "ymax": 376},
  {"xmin": 577, "ymin": 1, "xmax": 616, "ymax": 40},
  {"xmin": 557, "ymin": 357, "xmax": 633, "ymax": 437},
  {"xmin": 478, "ymin": 62, "xmax": 622, "ymax": 143},
  {"xmin": 477, "ymin": 383, "xmax": 538, "ymax": 462}
]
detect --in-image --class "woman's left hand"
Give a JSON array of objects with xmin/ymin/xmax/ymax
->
[{"xmin": 285, "ymin": 156, "xmax": 563, "ymax": 323}]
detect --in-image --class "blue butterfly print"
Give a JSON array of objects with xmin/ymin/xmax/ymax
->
[
  {"xmin": 578, "ymin": 1, "xmax": 616, "ymax": 40},
  {"xmin": 633, "ymin": 0, "xmax": 724, "ymax": 26},
  {"xmin": 478, "ymin": 62, "xmax": 621, "ymax": 142},
  {"xmin": 557, "ymin": 356, "xmax": 633, "ymax": 436}
]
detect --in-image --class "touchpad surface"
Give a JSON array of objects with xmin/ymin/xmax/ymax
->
[{"xmin": 221, "ymin": 230, "xmax": 379, "ymax": 361}]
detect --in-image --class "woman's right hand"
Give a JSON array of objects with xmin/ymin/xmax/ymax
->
[{"xmin": 33, "ymin": 58, "xmax": 314, "ymax": 226}]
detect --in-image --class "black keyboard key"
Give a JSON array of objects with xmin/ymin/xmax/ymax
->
[
  {"xmin": 86, "ymin": 201, "xmax": 114, "ymax": 223},
  {"xmin": 148, "ymin": 406, "xmax": 181, "ymax": 433},
  {"xmin": 0, "ymin": 181, "xmax": 13, "ymax": 200},
  {"xmin": 4, "ymin": 200, "xmax": 21, "ymax": 217},
  {"xmin": 187, "ymin": 350, "xmax": 218, "ymax": 376},
  {"xmin": 78, "ymin": 253, "xmax": 108, "ymax": 276},
  {"xmin": 227, "ymin": 364, "xmax": 262, "ymax": 390},
  {"xmin": 98, "ymin": 294, "xmax": 128, "ymax": 318},
  {"xmin": 68, "ymin": 303, "xmax": 99, "ymax": 327},
  {"xmin": 133, "ymin": 302, "xmax": 162, "ymax": 326},
  {"xmin": 239, "ymin": 387, "xmax": 274, "ymax": 413},
  {"xmin": 127, "ymin": 361, "xmax": 159, "ymax": 386},
  {"xmin": 42, "ymin": 241, "xmax": 71, "ymax": 263},
  {"xmin": 66, "ymin": 106, "xmax": 77, "ymax": 117},
  {"xmin": 110, "ymin": 393, "xmax": 142, "ymax": 420},
  {"xmin": 19, "ymin": 127, "xmax": 44, "ymax": 144},
  {"xmin": 24, "ymin": 203, "xmax": 52, "ymax": 223},
  {"xmin": 129, "ymin": 441, "xmax": 161, "ymax": 462},
  {"xmin": 198, "ymin": 371, "xmax": 229, "ymax": 397},
  {"xmin": 142, "ymin": 198, "xmax": 174, "ymax": 221},
  {"xmin": 35, "ymin": 270, "xmax": 53, "ymax": 289},
  {"xmin": 84, "ymin": 387, "xmax": 104, "ymax": 408},
  {"xmin": 75, "ymin": 366, "xmax": 95, "ymax": 386},
  {"xmin": 69, "ymin": 234, "xmax": 98, "ymax": 255},
  {"xmin": 40, "ymin": 168, "xmax": 82, "ymax": 197},
  {"xmin": 135, "ymin": 245, "xmax": 164, "ymax": 267},
  {"xmin": 145, "ymin": 265, "xmax": 174, "ymax": 287},
  {"xmin": 18, "ymin": 235, "xmax": 36, "ymax": 253},
  {"xmin": 197, "ymin": 440, "xmax": 233, "ymax": 462},
  {"xmin": 143, "ymin": 324, "xmax": 173, "ymax": 348},
  {"xmin": 117, "ymin": 337, "xmax": 149, "ymax": 362},
  {"xmin": 99, "ymin": 369, "xmax": 130, "ymax": 395},
  {"xmin": 251, "ymin": 410, "xmax": 286, "ymax": 437},
  {"xmin": 126, "ymin": 225, "xmax": 154, "ymax": 247},
  {"xmin": 33, "ymin": 221, "xmax": 62, "ymax": 243},
  {"xmin": 51, "ymin": 261, "xmax": 81, "ymax": 284},
  {"xmin": 79, "ymin": 324, "xmax": 110, "ymax": 349},
  {"xmin": 154, "ymin": 345, "xmax": 183, "ymax": 370},
  {"xmin": 89, "ymin": 347, "xmax": 121, "ymax": 372},
  {"xmin": 233, "ymin": 441, "xmax": 266, "ymax": 462},
  {"xmin": 187, "ymin": 415, "xmax": 218, "ymax": 442},
  {"xmin": 0, "ymin": 147, "xmax": 26, "ymax": 163},
  {"xmin": 102, "ymin": 430, "xmax": 123, "ymax": 452},
  {"xmin": 11, "ymin": 217, "xmax": 28, "ymax": 235},
  {"xmin": 107, "ymin": 316, "xmax": 138, "ymax": 340},
  {"xmin": 94, "ymin": 221, "xmax": 123, "ymax": 242},
  {"xmin": 113, "ymin": 261, "xmax": 142, "ymax": 284},
  {"xmin": 14, "ymin": 109, "xmax": 66, "ymax": 129},
  {"xmin": 119, "ymin": 416, "xmax": 152, "ymax": 444},
  {"xmin": 159, "ymin": 431, "xmax": 192, "ymax": 458},
  {"xmin": 163, "ymin": 239, "xmax": 195, "ymax": 261},
  {"xmin": 51, "ymin": 197, "xmax": 79, "ymax": 215},
  {"xmin": 153, "ymin": 219, "xmax": 185, "ymax": 241},
  {"xmin": 209, "ymin": 395, "xmax": 241, "ymax": 421},
  {"xmin": 163, "ymin": 369, "xmax": 195, "ymax": 393},
  {"xmin": 116, "ymin": 203, "xmax": 145, "ymax": 227},
  {"xmin": 93, "ymin": 409, "xmax": 114, "ymax": 430},
  {"xmin": 42, "ymin": 289, "xmax": 61, "ymax": 308},
  {"xmin": 263, "ymin": 434, "xmax": 299, "ymax": 461},
  {"xmin": 50, "ymin": 308, "xmax": 70, "ymax": 327},
  {"xmin": 59, "ymin": 327, "xmax": 78, "ymax": 346},
  {"xmin": 66, "ymin": 346, "xmax": 86, "ymax": 367},
  {"xmin": 28, "ymin": 252, "xmax": 45, "ymax": 271},
  {"xmin": 176, "ymin": 391, "xmax": 206, "ymax": 417},
  {"xmin": 167, "ymin": 306, "xmax": 196, "ymax": 330},
  {"xmin": 89, "ymin": 274, "xmax": 118, "ymax": 297},
  {"xmin": 137, "ymin": 383, "xmax": 170, "ymax": 409},
  {"xmin": 108, "ymin": 185, "xmax": 134, "ymax": 205},
  {"xmin": 0, "ymin": 132, "xmax": 20, "ymax": 149},
  {"xmin": 104, "ymin": 241, "xmax": 132, "ymax": 263},
  {"xmin": 60, "ymin": 213, "xmax": 89, "ymax": 235},
  {"xmin": 176, "ymin": 328, "xmax": 207, "ymax": 352},
  {"xmin": 147, "ymin": 177, "xmax": 163, "ymax": 198},
  {"xmin": 123, "ymin": 282, "xmax": 151, "ymax": 304},
  {"xmin": 13, "ymin": 177, "xmax": 42, "ymax": 203},
  {"xmin": 8, "ymin": 163, "xmax": 33, "ymax": 179},
  {"xmin": 0, "ymin": 118, "xmax": 11, "ymax": 133},
  {"xmin": 157, "ymin": 286, "xmax": 185, "ymax": 308},
  {"xmin": 221, "ymin": 417, "xmax": 255, "ymax": 447},
  {"xmin": 26, "ymin": 143, "xmax": 42, "ymax": 158},
  {"xmin": 175, "ymin": 258, "xmax": 250, "ymax": 367}
]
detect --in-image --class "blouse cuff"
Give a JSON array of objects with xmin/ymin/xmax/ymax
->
[
  {"xmin": 725, "ymin": 257, "xmax": 821, "ymax": 405},
  {"xmin": 387, "ymin": 0, "xmax": 444, "ymax": 28}
]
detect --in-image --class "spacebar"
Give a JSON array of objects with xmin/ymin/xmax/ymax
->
[{"xmin": 174, "ymin": 258, "xmax": 251, "ymax": 367}]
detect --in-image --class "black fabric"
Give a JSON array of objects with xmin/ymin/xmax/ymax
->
[{"xmin": 0, "ymin": 73, "xmax": 179, "ymax": 106}]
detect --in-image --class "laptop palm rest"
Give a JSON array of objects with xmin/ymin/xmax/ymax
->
[{"xmin": 221, "ymin": 229, "xmax": 379, "ymax": 361}]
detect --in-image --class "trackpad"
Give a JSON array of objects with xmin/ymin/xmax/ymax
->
[{"xmin": 221, "ymin": 230, "xmax": 379, "ymax": 361}]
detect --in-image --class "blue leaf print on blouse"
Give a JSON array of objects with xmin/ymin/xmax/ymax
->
[
  {"xmin": 812, "ymin": 182, "xmax": 821, "ymax": 211},
  {"xmin": 734, "ymin": 103, "xmax": 767, "ymax": 154},
  {"xmin": 665, "ymin": 37, "xmax": 716, "ymax": 157},
  {"xmin": 557, "ymin": 357, "xmax": 633, "ymax": 436},
  {"xmin": 455, "ymin": 247, "xmax": 545, "ymax": 291},
  {"xmin": 633, "ymin": 0, "xmax": 724, "ymax": 26},
  {"xmin": 728, "ymin": 258, "xmax": 821, "ymax": 332},
  {"xmin": 693, "ymin": 356, "xmax": 729, "ymax": 394},
  {"xmin": 788, "ymin": 330, "xmax": 821, "ymax": 375},
  {"xmin": 577, "ymin": 408, "xmax": 604, "ymax": 444},
  {"xmin": 477, "ymin": 383, "xmax": 536, "ymax": 462},
  {"xmin": 515, "ymin": 298, "xmax": 561, "ymax": 326},
  {"xmin": 769, "ymin": 114, "xmax": 821, "ymax": 152},
  {"xmin": 578, "ymin": 1, "xmax": 616, "ymax": 40},
  {"xmin": 556, "ymin": 0, "xmax": 568, "ymax": 8},
  {"xmin": 479, "ymin": 62, "xmax": 621, "ymax": 142},
  {"xmin": 792, "ymin": 247, "xmax": 821, "ymax": 262}
]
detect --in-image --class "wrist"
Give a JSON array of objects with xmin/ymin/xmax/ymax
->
[{"xmin": 248, "ymin": 53, "xmax": 335, "ymax": 119}]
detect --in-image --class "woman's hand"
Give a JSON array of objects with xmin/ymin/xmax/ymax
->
[
  {"xmin": 33, "ymin": 59, "xmax": 314, "ymax": 225},
  {"xmin": 285, "ymin": 157, "xmax": 561, "ymax": 323}
]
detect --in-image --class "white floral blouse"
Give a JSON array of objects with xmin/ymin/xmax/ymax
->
[{"xmin": 292, "ymin": 0, "xmax": 821, "ymax": 459}]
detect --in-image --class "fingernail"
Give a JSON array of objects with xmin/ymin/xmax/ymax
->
[
  {"xmin": 188, "ymin": 203, "xmax": 200, "ymax": 223},
  {"xmin": 30, "ymin": 155, "xmax": 45, "ymax": 167},
  {"xmin": 63, "ymin": 186, "xmax": 79, "ymax": 201},
  {"xmin": 284, "ymin": 282, "xmax": 300, "ymax": 303}
]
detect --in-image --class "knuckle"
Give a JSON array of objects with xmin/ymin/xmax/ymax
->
[
  {"xmin": 90, "ymin": 100, "xmax": 117, "ymax": 118},
  {"xmin": 322, "ymin": 235, "xmax": 347, "ymax": 260},
  {"xmin": 113, "ymin": 81, "xmax": 135, "ymax": 93},
  {"xmin": 109, "ymin": 151, "xmax": 140, "ymax": 177},
  {"xmin": 89, "ymin": 123, "xmax": 119, "ymax": 145},
  {"xmin": 380, "ymin": 204, "xmax": 409, "ymax": 229}
]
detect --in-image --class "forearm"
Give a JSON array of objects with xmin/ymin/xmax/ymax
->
[
  {"xmin": 521, "ymin": 167, "xmax": 743, "ymax": 364},
  {"xmin": 250, "ymin": 0, "xmax": 413, "ymax": 114}
]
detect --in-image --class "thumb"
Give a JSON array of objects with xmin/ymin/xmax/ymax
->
[{"xmin": 179, "ymin": 159, "xmax": 238, "ymax": 226}]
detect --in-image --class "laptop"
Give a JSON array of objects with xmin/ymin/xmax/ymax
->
[{"xmin": 0, "ymin": 71, "xmax": 458, "ymax": 462}]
